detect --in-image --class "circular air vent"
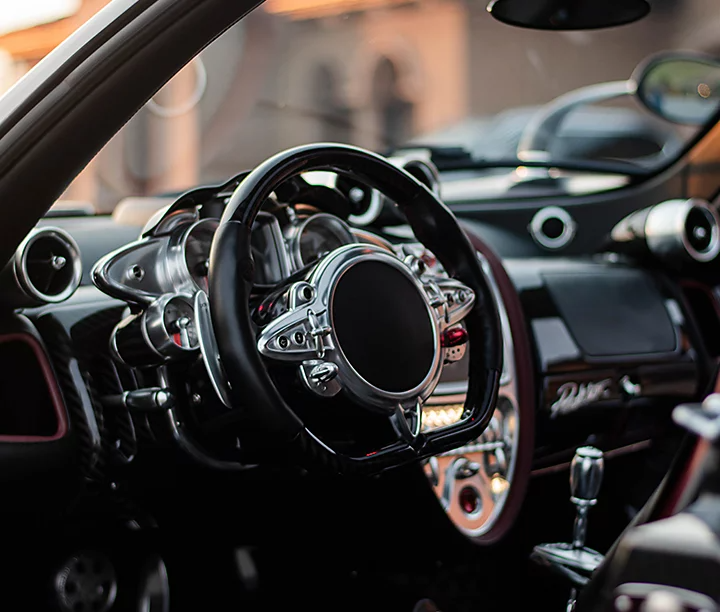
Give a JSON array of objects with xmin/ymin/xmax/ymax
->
[
  {"xmin": 684, "ymin": 201, "xmax": 720, "ymax": 261},
  {"xmin": 346, "ymin": 182, "xmax": 382, "ymax": 226},
  {"xmin": 401, "ymin": 158, "xmax": 441, "ymax": 197},
  {"xmin": 529, "ymin": 206, "xmax": 577, "ymax": 250},
  {"xmin": 346, "ymin": 156, "xmax": 441, "ymax": 227},
  {"xmin": 14, "ymin": 227, "xmax": 82, "ymax": 304},
  {"xmin": 645, "ymin": 198, "xmax": 720, "ymax": 263}
]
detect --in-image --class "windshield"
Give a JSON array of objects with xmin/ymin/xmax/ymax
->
[{"xmin": 0, "ymin": 0, "xmax": 717, "ymax": 212}]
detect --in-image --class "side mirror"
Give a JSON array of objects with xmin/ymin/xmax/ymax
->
[
  {"xmin": 633, "ymin": 53, "xmax": 720, "ymax": 126},
  {"xmin": 486, "ymin": 0, "xmax": 649, "ymax": 31}
]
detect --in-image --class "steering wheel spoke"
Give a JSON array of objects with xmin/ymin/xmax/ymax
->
[
  {"xmin": 422, "ymin": 276, "xmax": 476, "ymax": 328},
  {"xmin": 257, "ymin": 301, "xmax": 334, "ymax": 363},
  {"xmin": 389, "ymin": 400, "xmax": 423, "ymax": 447}
]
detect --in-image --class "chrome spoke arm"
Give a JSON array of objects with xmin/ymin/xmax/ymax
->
[
  {"xmin": 256, "ymin": 281, "xmax": 334, "ymax": 363},
  {"xmin": 421, "ymin": 276, "xmax": 476, "ymax": 328},
  {"xmin": 389, "ymin": 401, "xmax": 423, "ymax": 448},
  {"xmin": 256, "ymin": 281, "xmax": 341, "ymax": 397},
  {"xmin": 256, "ymin": 305, "xmax": 330, "ymax": 362}
]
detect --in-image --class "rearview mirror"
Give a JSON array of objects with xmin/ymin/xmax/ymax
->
[
  {"xmin": 486, "ymin": 0, "xmax": 650, "ymax": 31},
  {"xmin": 633, "ymin": 53, "xmax": 720, "ymax": 126}
]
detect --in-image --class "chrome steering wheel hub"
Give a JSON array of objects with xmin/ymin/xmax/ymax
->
[{"xmin": 257, "ymin": 244, "xmax": 475, "ymax": 418}]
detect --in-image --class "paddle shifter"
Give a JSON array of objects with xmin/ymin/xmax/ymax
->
[{"xmin": 532, "ymin": 446, "xmax": 606, "ymax": 605}]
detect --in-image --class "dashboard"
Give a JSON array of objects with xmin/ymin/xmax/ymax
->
[{"xmin": 0, "ymin": 152, "xmax": 716, "ymax": 548}]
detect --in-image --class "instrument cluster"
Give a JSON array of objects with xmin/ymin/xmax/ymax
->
[
  {"xmin": 167, "ymin": 210, "xmax": 359, "ymax": 292},
  {"xmin": 93, "ymin": 205, "xmax": 369, "ymax": 366},
  {"xmin": 96, "ymin": 209, "xmax": 361, "ymax": 298}
]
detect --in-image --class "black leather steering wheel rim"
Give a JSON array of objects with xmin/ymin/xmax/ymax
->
[{"xmin": 208, "ymin": 143, "xmax": 502, "ymax": 475}]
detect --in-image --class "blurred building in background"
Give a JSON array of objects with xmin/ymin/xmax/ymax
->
[{"xmin": 0, "ymin": 0, "xmax": 715, "ymax": 212}]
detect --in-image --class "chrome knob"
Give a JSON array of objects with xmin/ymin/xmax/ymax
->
[
  {"xmin": 455, "ymin": 459, "xmax": 481, "ymax": 480},
  {"xmin": 50, "ymin": 255, "xmax": 67, "ymax": 270},
  {"xmin": 570, "ymin": 446, "xmax": 603, "ymax": 550},
  {"xmin": 570, "ymin": 446, "xmax": 604, "ymax": 505},
  {"xmin": 309, "ymin": 361, "xmax": 338, "ymax": 383}
]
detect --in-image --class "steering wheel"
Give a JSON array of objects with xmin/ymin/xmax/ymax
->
[{"xmin": 208, "ymin": 144, "xmax": 502, "ymax": 475}]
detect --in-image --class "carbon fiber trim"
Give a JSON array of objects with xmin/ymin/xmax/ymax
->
[
  {"xmin": 33, "ymin": 314, "xmax": 105, "ymax": 481},
  {"xmin": 71, "ymin": 307, "xmax": 140, "ymax": 467}
]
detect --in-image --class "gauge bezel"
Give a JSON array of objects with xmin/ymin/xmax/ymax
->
[
  {"xmin": 289, "ymin": 213, "xmax": 357, "ymax": 269},
  {"xmin": 167, "ymin": 217, "xmax": 219, "ymax": 293}
]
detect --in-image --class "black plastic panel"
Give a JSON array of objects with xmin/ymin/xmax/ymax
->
[
  {"xmin": 505, "ymin": 258, "xmax": 703, "ymax": 465},
  {"xmin": 543, "ymin": 268, "xmax": 677, "ymax": 357},
  {"xmin": 0, "ymin": 337, "xmax": 59, "ymax": 436}
]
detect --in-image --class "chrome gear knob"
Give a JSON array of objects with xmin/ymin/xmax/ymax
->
[{"xmin": 570, "ymin": 446, "xmax": 604, "ymax": 505}]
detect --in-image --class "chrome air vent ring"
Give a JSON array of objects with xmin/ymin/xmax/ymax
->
[
  {"xmin": 348, "ymin": 156, "xmax": 441, "ymax": 226},
  {"xmin": 400, "ymin": 158, "xmax": 441, "ymax": 196},
  {"xmin": 14, "ymin": 227, "xmax": 82, "ymax": 304},
  {"xmin": 683, "ymin": 201, "xmax": 720, "ymax": 262},
  {"xmin": 529, "ymin": 206, "xmax": 577, "ymax": 250},
  {"xmin": 646, "ymin": 198, "xmax": 720, "ymax": 263}
]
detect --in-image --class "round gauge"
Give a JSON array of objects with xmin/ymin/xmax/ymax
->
[
  {"xmin": 183, "ymin": 219, "xmax": 218, "ymax": 291},
  {"xmin": 162, "ymin": 295, "xmax": 198, "ymax": 350},
  {"xmin": 293, "ymin": 214, "xmax": 355, "ymax": 268}
]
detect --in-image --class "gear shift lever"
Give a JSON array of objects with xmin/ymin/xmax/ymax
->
[
  {"xmin": 570, "ymin": 446, "xmax": 604, "ymax": 549},
  {"xmin": 531, "ymin": 447, "xmax": 606, "ymax": 588}
]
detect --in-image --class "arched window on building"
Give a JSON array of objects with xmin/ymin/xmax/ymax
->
[
  {"xmin": 312, "ymin": 64, "xmax": 352, "ymax": 143},
  {"xmin": 372, "ymin": 57, "xmax": 414, "ymax": 151}
]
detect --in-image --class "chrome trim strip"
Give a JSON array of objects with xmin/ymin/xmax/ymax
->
[
  {"xmin": 109, "ymin": 327, "xmax": 131, "ymax": 367},
  {"xmin": 194, "ymin": 290, "xmax": 232, "ymax": 408}
]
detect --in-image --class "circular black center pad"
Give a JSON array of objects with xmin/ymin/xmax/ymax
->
[{"xmin": 331, "ymin": 259, "xmax": 437, "ymax": 393}]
